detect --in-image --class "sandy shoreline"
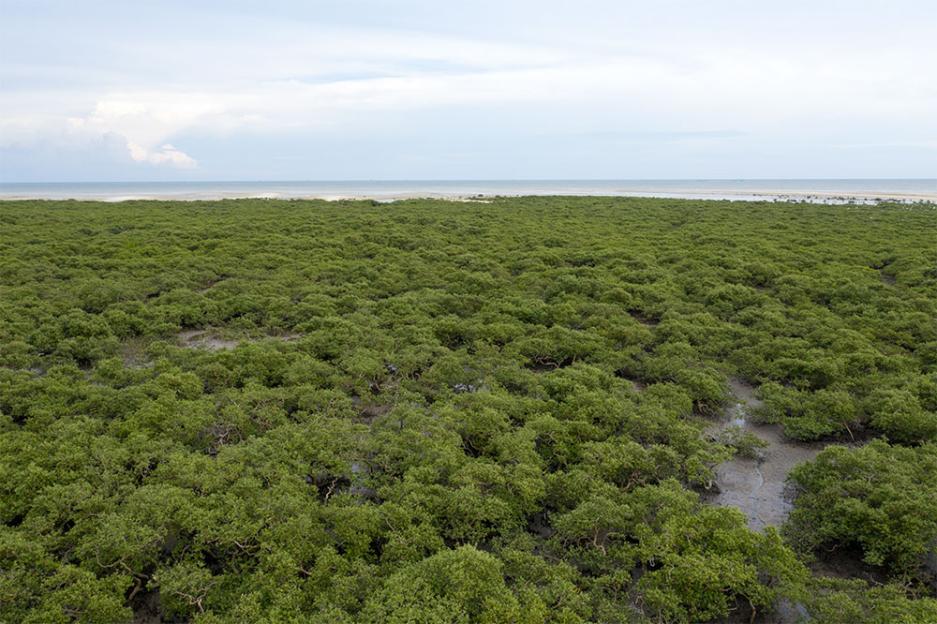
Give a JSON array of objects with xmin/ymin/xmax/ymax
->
[{"xmin": 1, "ymin": 188, "xmax": 936, "ymax": 204}]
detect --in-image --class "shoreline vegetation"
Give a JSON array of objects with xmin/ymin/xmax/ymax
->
[{"xmin": 1, "ymin": 197, "xmax": 936, "ymax": 623}]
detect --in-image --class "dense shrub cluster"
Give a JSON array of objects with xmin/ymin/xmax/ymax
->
[
  {"xmin": 786, "ymin": 441, "xmax": 937, "ymax": 575},
  {"xmin": 1, "ymin": 197, "xmax": 935, "ymax": 622}
]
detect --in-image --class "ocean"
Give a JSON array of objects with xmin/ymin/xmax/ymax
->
[{"xmin": 1, "ymin": 179, "xmax": 935, "ymax": 203}]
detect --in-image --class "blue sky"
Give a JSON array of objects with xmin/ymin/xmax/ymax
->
[{"xmin": 1, "ymin": 0, "xmax": 935, "ymax": 181}]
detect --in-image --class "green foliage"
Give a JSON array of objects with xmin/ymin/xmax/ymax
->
[
  {"xmin": 787, "ymin": 441, "xmax": 937, "ymax": 576},
  {"xmin": 1, "ymin": 197, "xmax": 935, "ymax": 622},
  {"xmin": 713, "ymin": 425, "xmax": 769, "ymax": 459},
  {"xmin": 865, "ymin": 387, "xmax": 937, "ymax": 443},
  {"xmin": 361, "ymin": 546, "xmax": 537, "ymax": 623},
  {"xmin": 805, "ymin": 578, "xmax": 937, "ymax": 624}
]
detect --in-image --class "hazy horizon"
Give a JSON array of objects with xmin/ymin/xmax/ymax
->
[
  {"xmin": 4, "ymin": 177, "xmax": 937, "ymax": 185},
  {"xmin": 4, "ymin": 178, "xmax": 936, "ymax": 204}
]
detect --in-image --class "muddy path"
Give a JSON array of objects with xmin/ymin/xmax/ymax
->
[{"xmin": 705, "ymin": 379, "xmax": 824, "ymax": 532}]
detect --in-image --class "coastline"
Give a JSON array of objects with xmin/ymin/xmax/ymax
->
[
  {"xmin": 1, "ymin": 182, "xmax": 936, "ymax": 204},
  {"xmin": 2, "ymin": 192, "xmax": 935, "ymax": 205}
]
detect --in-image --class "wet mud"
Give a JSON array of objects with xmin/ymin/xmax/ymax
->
[{"xmin": 705, "ymin": 378, "xmax": 823, "ymax": 532}]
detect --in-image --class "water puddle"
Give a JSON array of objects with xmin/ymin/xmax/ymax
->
[{"xmin": 705, "ymin": 379, "xmax": 823, "ymax": 532}]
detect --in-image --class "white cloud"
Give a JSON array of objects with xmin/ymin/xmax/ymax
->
[
  {"xmin": 32, "ymin": 46, "xmax": 930, "ymax": 152},
  {"xmin": 128, "ymin": 143, "xmax": 197, "ymax": 168}
]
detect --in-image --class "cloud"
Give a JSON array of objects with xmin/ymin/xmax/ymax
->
[
  {"xmin": 1, "ymin": 105, "xmax": 200, "ymax": 172},
  {"xmin": 37, "ymin": 46, "xmax": 929, "ymax": 149},
  {"xmin": 128, "ymin": 143, "xmax": 197, "ymax": 168}
]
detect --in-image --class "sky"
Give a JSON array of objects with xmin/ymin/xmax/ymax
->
[{"xmin": 1, "ymin": 0, "xmax": 936, "ymax": 182}]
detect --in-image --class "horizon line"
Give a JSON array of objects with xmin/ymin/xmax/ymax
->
[{"xmin": 4, "ymin": 177, "xmax": 937, "ymax": 185}]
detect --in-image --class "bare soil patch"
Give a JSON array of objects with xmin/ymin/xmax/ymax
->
[{"xmin": 704, "ymin": 378, "xmax": 823, "ymax": 532}]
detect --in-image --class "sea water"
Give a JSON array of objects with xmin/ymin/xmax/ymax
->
[{"xmin": 1, "ymin": 179, "xmax": 935, "ymax": 202}]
